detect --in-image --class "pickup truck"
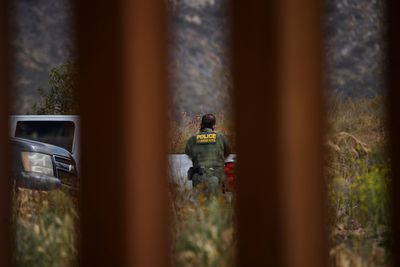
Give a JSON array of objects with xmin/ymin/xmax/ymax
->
[
  {"xmin": 9, "ymin": 115, "xmax": 80, "ymax": 169},
  {"xmin": 9, "ymin": 115, "xmax": 80, "ymax": 191},
  {"xmin": 11, "ymin": 137, "xmax": 78, "ymax": 191}
]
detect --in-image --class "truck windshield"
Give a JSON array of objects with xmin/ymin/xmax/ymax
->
[{"xmin": 15, "ymin": 121, "xmax": 75, "ymax": 152}]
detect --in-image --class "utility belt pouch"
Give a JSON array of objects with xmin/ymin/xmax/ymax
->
[
  {"xmin": 187, "ymin": 167, "xmax": 195, "ymax": 180},
  {"xmin": 187, "ymin": 166, "xmax": 204, "ymax": 180}
]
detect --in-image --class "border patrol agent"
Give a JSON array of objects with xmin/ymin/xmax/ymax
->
[{"xmin": 185, "ymin": 114, "xmax": 231, "ymax": 197}]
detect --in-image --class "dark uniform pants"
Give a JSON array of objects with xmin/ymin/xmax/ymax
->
[{"xmin": 192, "ymin": 167, "xmax": 225, "ymax": 197}]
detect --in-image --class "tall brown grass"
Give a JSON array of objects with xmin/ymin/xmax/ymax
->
[
  {"xmin": 13, "ymin": 189, "xmax": 78, "ymax": 267},
  {"xmin": 326, "ymin": 96, "xmax": 391, "ymax": 267},
  {"xmin": 169, "ymin": 183, "xmax": 236, "ymax": 267},
  {"xmin": 170, "ymin": 96, "xmax": 391, "ymax": 267},
  {"xmin": 10, "ymin": 96, "xmax": 389, "ymax": 267}
]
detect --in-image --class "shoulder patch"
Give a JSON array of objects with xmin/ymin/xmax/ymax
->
[{"xmin": 196, "ymin": 132, "xmax": 217, "ymax": 144}]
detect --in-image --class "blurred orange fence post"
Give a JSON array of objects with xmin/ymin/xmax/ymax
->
[
  {"xmin": 233, "ymin": 0, "xmax": 327, "ymax": 266},
  {"xmin": 121, "ymin": 1, "xmax": 170, "ymax": 267},
  {"xmin": 76, "ymin": 0, "xmax": 169, "ymax": 266},
  {"xmin": 76, "ymin": 1, "xmax": 125, "ymax": 265},
  {"xmin": 0, "ymin": 0, "xmax": 12, "ymax": 266},
  {"xmin": 232, "ymin": 0, "xmax": 283, "ymax": 266},
  {"xmin": 387, "ymin": 1, "xmax": 400, "ymax": 266}
]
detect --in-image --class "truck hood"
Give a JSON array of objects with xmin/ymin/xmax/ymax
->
[{"xmin": 10, "ymin": 137, "xmax": 72, "ymax": 158}]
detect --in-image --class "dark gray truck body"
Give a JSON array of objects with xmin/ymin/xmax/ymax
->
[
  {"xmin": 11, "ymin": 137, "xmax": 78, "ymax": 191},
  {"xmin": 9, "ymin": 115, "xmax": 80, "ymax": 191}
]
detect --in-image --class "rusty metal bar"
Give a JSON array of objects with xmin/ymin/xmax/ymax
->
[
  {"xmin": 232, "ymin": 0, "xmax": 283, "ymax": 266},
  {"xmin": 233, "ymin": 0, "xmax": 326, "ymax": 266},
  {"xmin": 386, "ymin": 1, "xmax": 400, "ymax": 266},
  {"xmin": 75, "ymin": 1, "xmax": 125, "ymax": 266},
  {"xmin": 277, "ymin": 1, "xmax": 326, "ymax": 266},
  {"xmin": 121, "ymin": 1, "xmax": 169, "ymax": 267},
  {"xmin": 76, "ymin": 0, "xmax": 169, "ymax": 266},
  {"xmin": 0, "ymin": 0, "xmax": 11, "ymax": 266}
]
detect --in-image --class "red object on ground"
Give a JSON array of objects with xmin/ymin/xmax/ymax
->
[{"xmin": 224, "ymin": 162, "xmax": 236, "ymax": 192}]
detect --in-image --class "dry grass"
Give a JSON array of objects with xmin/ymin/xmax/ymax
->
[
  {"xmin": 10, "ymin": 96, "xmax": 389, "ymax": 267},
  {"xmin": 327, "ymin": 95, "xmax": 386, "ymax": 145},
  {"xmin": 326, "ymin": 96, "xmax": 392, "ymax": 267},
  {"xmin": 169, "ymin": 183, "xmax": 236, "ymax": 267},
  {"xmin": 12, "ymin": 188, "xmax": 78, "ymax": 267},
  {"xmin": 170, "ymin": 96, "xmax": 391, "ymax": 267}
]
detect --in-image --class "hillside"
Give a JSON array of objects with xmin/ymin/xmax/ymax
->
[
  {"xmin": 169, "ymin": 0, "xmax": 231, "ymax": 116},
  {"xmin": 9, "ymin": 0, "xmax": 73, "ymax": 114},
  {"xmin": 325, "ymin": 0, "xmax": 385, "ymax": 98},
  {"xmin": 9, "ymin": 0, "xmax": 385, "ymax": 114}
]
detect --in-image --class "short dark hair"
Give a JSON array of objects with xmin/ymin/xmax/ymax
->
[{"xmin": 201, "ymin": 114, "xmax": 216, "ymax": 129}]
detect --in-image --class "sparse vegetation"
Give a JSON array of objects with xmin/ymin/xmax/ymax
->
[
  {"xmin": 170, "ymin": 95, "xmax": 391, "ymax": 267},
  {"xmin": 326, "ymin": 95, "xmax": 391, "ymax": 266},
  {"xmin": 12, "ymin": 96, "xmax": 389, "ymax": 267},
  {"xmin": 169, "ymin": 183, "xmax": 236, "ymax": 267},
  {"xmin": 13, "ymin": 189, "xmax": 78, "ymax": 267},
  {"xmin": 32, "ymin": 62, "xmax": 78, "ymax": 115}
]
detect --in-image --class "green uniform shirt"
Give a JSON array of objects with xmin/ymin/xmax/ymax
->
[{"xmin": 185, "ymin": 128, "xmax": 231, "ymax": 170}]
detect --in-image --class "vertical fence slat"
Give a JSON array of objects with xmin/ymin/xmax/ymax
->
[
  {"xmin": 0, "ymin": 0, "xmax": 11, "ymax": 266},
  {"xmin": 233, "ymin": 0, "xmax": 326, "ymax": 266},
  {"xmin": 232, "ymin": 1, "xmax": 283, "ymax": 266},
  {"xmin": 278, "ymin": 1, "xmax": 326, "ymax": 266},
  {"xmin": 76, "ymin": 1, "xmax": 125, "ymax": 266},
  {"xmin": 76, "ymin": 0, "xmax": 169, "ymax": 266},
  {"xmin": 121, "ymin": 0, "xmax": 169, "ymax": 266},
  {"xmin": 387, "ymin": 1, "xmax": 400, "ymax": 266}
]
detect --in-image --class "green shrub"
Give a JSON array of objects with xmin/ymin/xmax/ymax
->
[
  {"xmin": 327, "ymin": 96, "xmax": 392, "ymax": 266},
  {"xmin": 329, "ymin": 162, "xmax": 390, "ymax": 231}
]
